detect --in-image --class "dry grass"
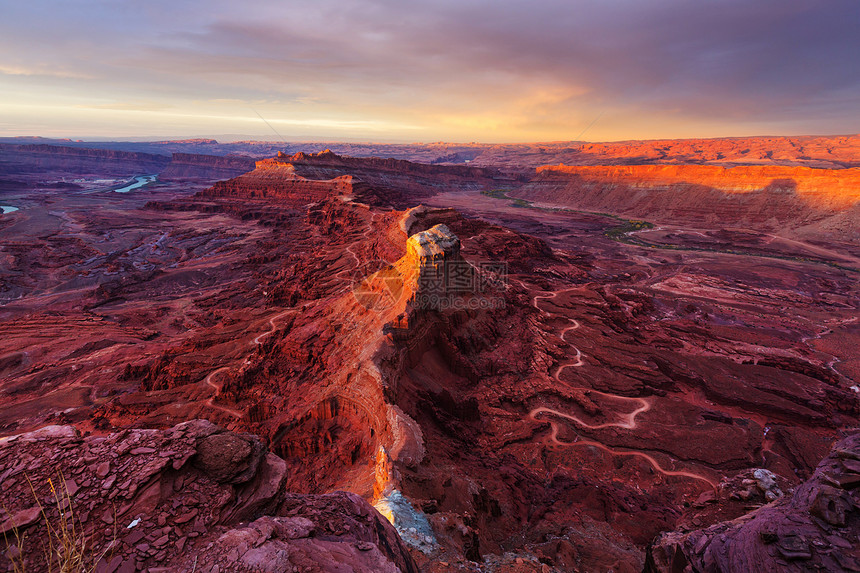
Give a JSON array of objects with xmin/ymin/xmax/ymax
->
[{"xmin": 2, "ymin": 473, "xmax": 115, "ymax": 573}]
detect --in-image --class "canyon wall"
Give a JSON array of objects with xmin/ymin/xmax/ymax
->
[
  {"xmin": 0, "ymin": 144, "xmax": 259, "ymax": 188},
  {"xmin": 467, "ymin": 134, "xmax": 860, "ymax": 169},
  {"xmin": 513, "ymin": 164, "xmax": 860, "ymax": 231},
  {"xmin": 200, "ymin": 150, "xmax": 502, "ymax": 207},
  {"xmin": 567, "ymin": 135, "xmax": 860, "ymax": 168},
  {"xmin": 158, "ymin": 153, "xmax": 256, "ymax": 181},
  {"xmin": 0, "ymin": 143, "xmax": 170, "ymax": 177},
  {"xmin": 7, "ymin": 134, "xmax": 860, "ymax": 170}
]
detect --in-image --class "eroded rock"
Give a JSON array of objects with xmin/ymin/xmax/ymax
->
[
  {"xmin": 646, "ymin": 431, "xmax": 860, "ymax": 572},
  {"xmin": 0, "ymin": 421, "xmax": 417, "ymax": 573}
]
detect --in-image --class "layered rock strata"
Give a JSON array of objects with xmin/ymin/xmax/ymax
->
[
  {"xmin": 646, "ymin": 431, "xmax": 860, "ymax": 572},
  {"xmin": 514, "ymin": 164, "xmax": 860, "ymax": 231},
  {"xmin": 0, "ymin": 421, "xmax": 418, "ymax": 573},
  {"xmin": 199, "ymin": 150, "xmax": 500, "ymax": 208}
]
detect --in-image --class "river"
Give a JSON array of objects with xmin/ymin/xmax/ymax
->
[{"xmin": 115, "ymin": 175, "xmax": 157, "ymax": 193}]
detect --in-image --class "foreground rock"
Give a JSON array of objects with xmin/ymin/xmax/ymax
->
[
  {"xmin": 0, "ymin": 421, "xmax": 417, "ymax": 573},
  {"xmin": 646, "ymin": 431, "xmax": 860, "ymax": 572}
]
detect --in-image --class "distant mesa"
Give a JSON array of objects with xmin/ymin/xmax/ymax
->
[
  {"xmin": 514, "ymin": 163, "xmax": 860, "ymax": 232},
  {"xmin": 0, "ymin": 142, "xmax": 256, "ymax": 185},
  {"xmin": 200, "ymin": 149, "xmax": 500, "ymax": 208},
  {"xmin": 158, "ymin": 152, "xmax": 256, "ymax": 181}
]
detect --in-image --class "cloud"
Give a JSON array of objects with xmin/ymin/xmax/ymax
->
[
  {"xmin": 81, "ymin": 102, "xmax": 175, "ymax": 112},
  {"xmin": 1, "ymin": 0, "xmax": 858, "ymax": 140}
]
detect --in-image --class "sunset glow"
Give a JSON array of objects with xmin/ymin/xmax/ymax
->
[{"xmin": 2, "ymin": 0, "xmax": 858, "ymax": 142}]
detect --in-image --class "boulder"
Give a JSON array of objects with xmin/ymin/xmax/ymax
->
[{"xmin": 646, "ymin": 431, "xmax": 860, "ymax": 572}]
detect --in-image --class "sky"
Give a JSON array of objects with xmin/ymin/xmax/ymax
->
[{"xmin": 1, "ymin": 0, "xmax": 859, "ymax": 142}]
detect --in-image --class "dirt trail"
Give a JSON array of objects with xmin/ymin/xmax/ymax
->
[
  {"xmin": 199, "ymin": 210, "xmax": 377, "ymax": 420},
  {"xmin": 518, "ymin": 278, "xmax": 716, "ymax": 490},
  {"xmin": 253, "ymin": 309, "xmax": 297, "ymax": 345},
  {"xmin": 201, "ymin": 308, "xmax": 297, "ymax": 419},
  {"xmin": 764, "ymin": 232, "xmax": 860, "ymax": 265},
  {"xmin": 203, "ymin": 366, "xmax": 241, "ymax": 418},
  {"xmin": 335, "ymin": 212, "xmax": 378, "ymax": 285},
  {"xmin": 529, "ymin": 408, "xmax": 717, "ymax": 489}
]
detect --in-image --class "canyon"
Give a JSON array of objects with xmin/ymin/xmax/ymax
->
[{"xmin": 0, "ymin": 138, "xmax": 858, "ymax": 572}]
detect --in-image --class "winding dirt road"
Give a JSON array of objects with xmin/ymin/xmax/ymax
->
[
  {"xmin": 335, "ymin": 212, "xmax": 378, "ymax": 286},
  {"xmin": 203, "ymin": 366, "xmax": 241, "ymax": 418},
  {"xmin": 253, "ymin": 309, "xmax": 297, "ymax": 345},
  {"xmin": 519, "ymin": 277, "xmax": 716, "ymax": 490},
  {"xmin": 201, "ymin": 307, "xmax": 297, "ymax": 419},
  {"xmin": 198, "ymin": 208, "xmax": 377, "ymax": 419},
  {"xmin": 529, "ymin": 407, "xmax": 717, "ymax": 489}
]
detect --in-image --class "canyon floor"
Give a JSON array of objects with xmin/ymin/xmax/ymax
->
[{"xmin": 0, "ymin": 142, "xmax": 858, "ymax": 572}]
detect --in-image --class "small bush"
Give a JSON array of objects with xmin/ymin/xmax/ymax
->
[{"xmin": 3, "ymin": 473, "xmax": 115, "ymax": 573}]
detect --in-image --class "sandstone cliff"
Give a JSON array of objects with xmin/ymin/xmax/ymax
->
[
  {"xmin": 199, "ymin": 150, "xmax": 500, "ymax": 208},
  {"xmin": 467, "ymin": 134, "xmax": 860, "ymax": 169},
  {"xmin": 513, "ymin": 163, "xmax": 860, "ymax": 233},
  {"xmin": 0, "ymin": 143, "xmax": 170, "ymax": 177},
  {"xmin": 157, "ymin": 153, "xmax": 256, "ymax": 181}
]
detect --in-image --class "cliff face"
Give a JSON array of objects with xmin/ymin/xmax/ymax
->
[
  {"xmin": 158, "ymin": 153, "xmax": 256, "ymax": 181},
  {"xmin": 400, "ymin": 224, "xmax": 468, "ymax": 311},
  {"xmin": 199, "ymin": 150, "xmax": 500, "ymax": 208},
  {"xmin": 467, "ymin": 134, "xmax": 860, "ymax": 169},
  {"xmin": 284, "ymin": 149, "xmax": 496, "ymax": 180},
  {"xmin": 514, "ymin": 164, "xmax": 860, "ymax": 231},
  {"xmin": 0, "ymin": 143, "xmax": 170, "ymax": 176},
  {"xmin": 201, "ymin": 160, "xmax": 360, "ymax": 205},
  {"xmin": 0, "ymin": 145, "xmax": 257, "ymax": 186},
  {"xmin": 570, "ymin": 135, "xmax": 860, "ymax": 169}
]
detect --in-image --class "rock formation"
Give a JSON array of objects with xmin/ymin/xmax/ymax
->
[
  {"xmin": 9, "ymin": 133, "xmax": 860, "ymax": 170},
  {"xmin": 158, "ymin": 153, "xmax": 256, "ymax": 181},
  {"xmin": 199, "ymin": 150, "xmax": 500, "ymax": 208},
  {"xmin": 466, "ymin": 134, "xmax": 860, "ymax": 169},
  {"xmin": 1, "ymin": 144, "xmax": 858, "ymax": 572},
  {"xmin": 646, "ymin": 430, "xmax": 860, "ymax": 572},
  {"xmin": 0, "ymin": 421, "xmax": 417, "ymax": 573},
  {"xmin": 0, "ymin": 144, "xmax": 261, "ymax": 193},
  {"xmin": 513, "ymin": 164, "xmax": 860, "ymax": 232},
  {"xmin": 0, "ymin": 143, "xmax": 170, "ymax": 178}
]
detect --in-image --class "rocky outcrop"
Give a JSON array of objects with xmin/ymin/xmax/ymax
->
[
  {"xmin": 401, "ymin": 224, "xmax": 465, "ymax": 309},
  {"xmin": 353, "ymin": 221, "xmax": 477, "ymax": 316},
  {"xmin": 645, "ymin": 431, "xmax": 860, "ymax": 572},
  {"xmin": 0, "ymin": 421, "xmax": 418, "ymax": 573},
  {"xmin": 199, "ymin": 150, "xmax": 500, "ymax": 208},
  {"xmin": 202, "ymin": 161, "xmax": 360, "ymax": 205},
  {"xmin": 405, "ymin": 224, "xmax": 461, "ymax": 265}
]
